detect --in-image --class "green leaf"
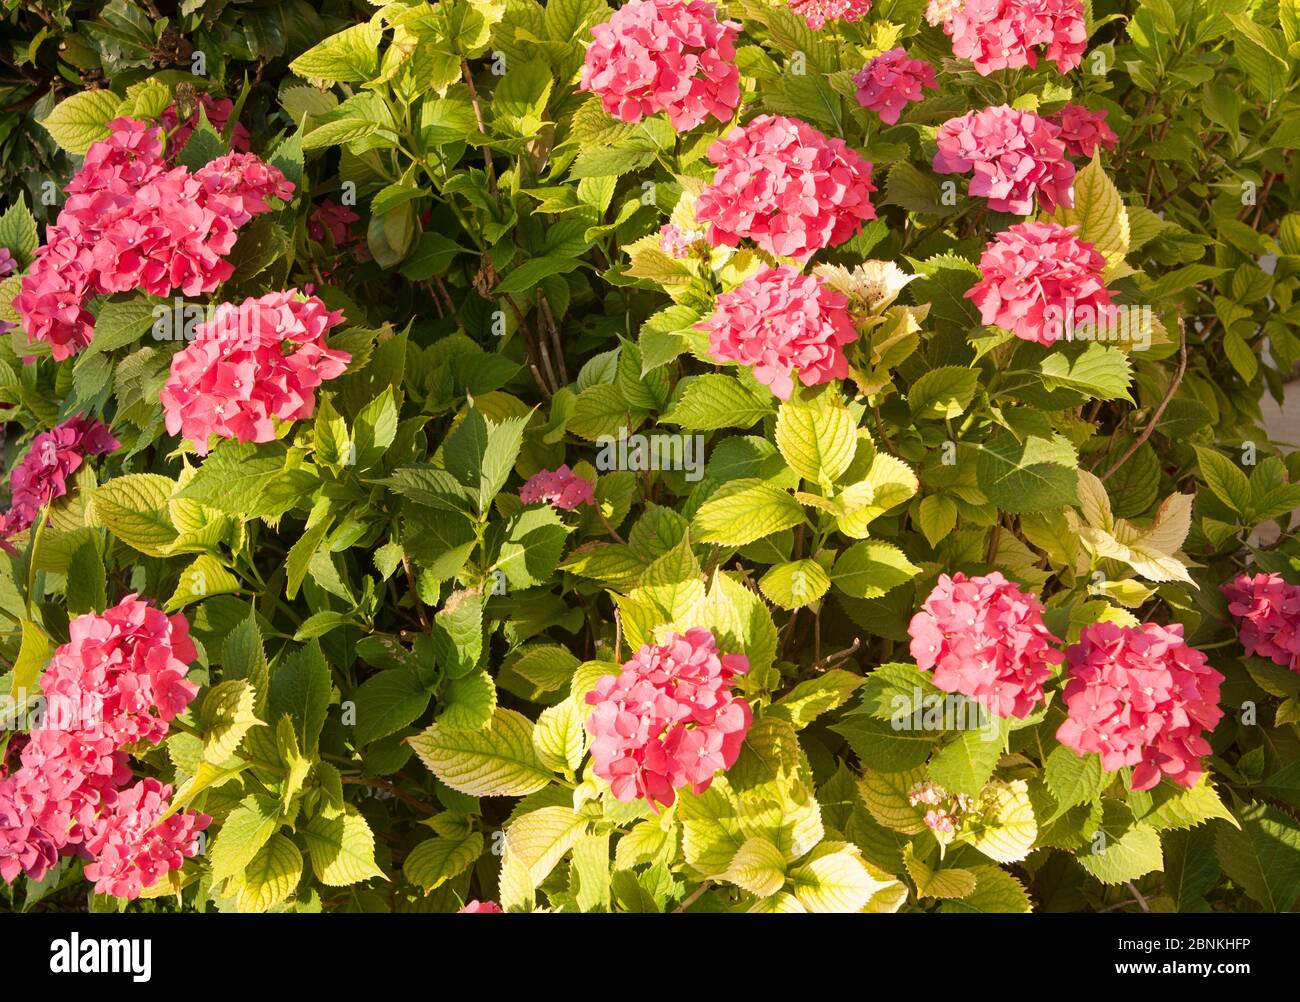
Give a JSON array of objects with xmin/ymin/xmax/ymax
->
[
  {"xmin": 726, "ymin": 836, "xmax": 788, "ymax": 897},
  {"xmin": 267, "ymin": 640, "xmax": 332, "ymax": 753},
  {"xmin": 916, "ymin": 494, "xmax": 958, "ymax": 548},
  {"xmin": 439, "ymin": 669, "xmax": 496, "ymax": 731},
  {"xmin": 908, "ymin": 366, "xmax": 978, "ymax": 419},
  {"xmin": 301, "ymin": 806, "xmax": 386, "ymax": 886},
  {"xmin": 692, "ymin": 479, "xmax": 805, "ymax": 546},
  {"xmin": 1193, "ymin": 446, "xmax": 1253, "ymax": 517},
  {"xmin": 38, "ymin": 89, "xmax": 122, "ymax": 153},
  {"xmin": 9, "ymin": 620, "xmax": 52, "ymax": 700},
  {"xmin": 1044, "ymin": 746, "xmax": 1106, "ymax": 810},
  {"xmin": 965, "ymin": 780, "xmax": 1037, "ymax": 863},
  {"xmin": 976, "ymin": 432, "xmax": 1079, "ymax": 513},
  {"xmin": 1213, "ymin": 803, "xmax": 1300, "ymax": 911},
  {"xmin": 1048, "ymin": 155, "xmax": 1129, "ymax": 269},
  {"xmin": 210, "ymin": 796, "xmax": 280, "ymax": 885},
  {"xmin": 769, "ymin": 670, "xmax": 863, "ymax": 729},
  {"xmin": 404, "ymin": 831, "xmax": 484, "ymax": 891},
  {"xmin": 92, "ymin": 474, "xmax": 177, "ymax": 557},
  {"xmin": 775, "ymin": 392, "xmax": 858, "ymax": 484},
  {"xmin": 1037, "ymin": 343, "xmax": 1133, "ymax": 401},
  {"xmin": 663, "ymin": 375, "xmax": 774, "ymax": 431},
  {"xmin": 237, "ymin": 834, "xmax": 302, "ymax": 912},
  {"xmin": 829, "ymin": 541, "xmax": 920, "ymax": 598},
  {"xmin": 165, "ymin": 554, "xmax": 241, "ymax": 612},
  {"xmin": 0, "ymin": 196, "xmax": 39, "ymax": 268},
  {"xmin": 289, "ymin": 21, "xmax": 383, "ymax": 83},
  {"xmin": 758, "ymin": 559, "xmax": 831, "ymax": 610},
  {"xmin": 409, "ymin": 707, "xmax": 553, "ymax": 796},
  {"xmin": 938, "ymin": 865, "xmax": 1031, "ymax": 912},
  {"xmin": 199, "ymin": 680, "xmax": 261, "ymax": 764},
  {"xmin": 789, "ymin": 844, "xmax": 891, "ymax": 913},
  {"xmin": 353, "ymin": 668, "xmax": 431, "ymax": 745},
  {"xmin": 532, "ymin": 697, "xmax": 587, "ymax": 774},
  {"xmin": 929, "ymin": 725, "xmax": 1004, "ymax": 798}
]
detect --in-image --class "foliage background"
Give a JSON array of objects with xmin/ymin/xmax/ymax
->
[{"xmin": 0, "ymin": 0, "xmax": 1299, "ymax": 913}]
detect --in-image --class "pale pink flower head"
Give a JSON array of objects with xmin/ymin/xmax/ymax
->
[
  {"xmin": 1052, "ymin": 102, "xmax": 1119, "ymax": 158},
  {"xmin": 82, "ymin": 779, "xmax": 209, "ymax": 899},
  {"xmin": 925, "ymin": 0, "xmax": 965, "ymax": 26},
  {"xmin": 908, "ymin": 571, "xmax": 1062, "ymax": 719},
  {"xmin": 854, "ymin": 49, "xmax": 939, "ymax": 125},
  {"xmin": 580, "ymin": 0, "xmax": 742, "ymax": 132},
  {"xmin": 1222, "ymin": 572, "xmax": 1300, "ymax": 673},
  {"xmin": 658, "ymin": 223, "xmax": 707, "ymax": 259},
  {"xmin": 787, "ymin": 0, "xmax": 872, "ymax": 30},
  {"xmin": 933, "ymin": 105, "xmax": 1074, "ymax": 215},
  {"xmin": 1056, "ymin": 622, "xmax": 1224, "ymax": 792},
  {"xmin": 519, "ymin": 465, "xmax": 595, "ymax": 510},
  {"xmin": 0, "ymin": 247, "xmax": 16, "ymax": 278},
  {"xmin": 697, "ymin": 115, "xmax": 876, "ymax": 262},
  {"xmin": 160, "ymin": 94, "xmax": 253, "ymax": 157},
  {"xmin": 458, "ymin": 899, "xmax": 504, "ymax": 913},
  {"xmin": 0, "ymin": 414, "xmax": 119, "ymax": 547},
  {"xmin": 585, "ymin": 627, "xmax": 751, "ymax": 809},
  {"xmin": 309, "ymin": 199, "xmax": 361, "ymax": 245},
  {"xmin": 966, "ymin": 221, "xmax": 1114, "ymax": 345},
  {"xmin": 698, "ymin": 264, "xmax": 858, "ymax": 400},
  {"xmin": 945, "ymin": 0, "xmax": 1087, "ymax": 75},
  {"xmin": 160, "ymin": 290, "xmax": 349, "ymax": 455}
]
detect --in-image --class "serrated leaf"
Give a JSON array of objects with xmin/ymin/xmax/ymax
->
[{"xmin": 409, "ymin": 708, "xmax": 553, "ymax": 796}]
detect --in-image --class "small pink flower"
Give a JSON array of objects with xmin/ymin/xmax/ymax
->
[
  {"xmin": 909, "ymin": 571, "xmax": 1062, "ymax": 719},
  {"xmin": 519, "ymin": 465, "xmax": 596, "ymax": 510},
  {"xmin": 160, "ymin": 290, "xmax": 349, "ymax": 454},
  {"xmin": 787, "ymin": 0, "xmax": 872, "ymax": 30},
  {"xmin": 698, "ymin": 264, "xmax": 858, "ymax": 400},
  {"xmin": 580, "ymin": 0, "xmax": 742, "ymax": 131},
  {"xmin": 458, "ymin": 899, "xmax": 504, "ymax": 913},
  {"xmin": 585, "ymin": 628, "xmax": 751, "ymax": 809},
  {"xmin": 160, "ymin": 94, "xmax": 252, "ymax": 157},
  {"xmin": 1051, "ymin": 102, "xmax": 1119, "ymax": 158},
  {"xmin": 966, "ymin": 221, "xmax": 1114, "ymax": 345},
  {"xmin": 944, "ymin": 0, "xmax": 1087, "ymax": 76},
  {"xmin": 82, "ymin": 779, "xmax": 209, "ymax": 900},
  {"xmin": 309, "ymin": 199, "xmax": 361, "ymax": 245},
  {"xmin": 1057, "ymin": 622, "xmax": 1224, "ymax": 791},
  {"xmin": 853, "ymin": 49, "xmax": 939, "ymax": 125},
  {"xmin": 696, "ymin": 114, "xmax": 876, "ymax": 263},
  {"xmin": 658, "ymin": 223, "xmax": 707, "ymax": 259},
  {"xmin": 933, "ymin": 105, "xmax": 1074, "ymax": 215},
  {"xmin": 0, "ymin": 247, "xmax": 16, "ymax": 278},
  {"xmin": 1222, "ymin": 573, "xmax": 1300, "ymax": 673},
  {"xmin": 0, "ymin": 415, "xmax": 119, "ymax": 547}
]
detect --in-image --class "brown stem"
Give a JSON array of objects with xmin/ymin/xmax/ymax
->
[
  {"xmin": 1100, "ymin": 325, "xmax": 1188, "ymax": 482},
  {"xmin": 461, "ymin": 60, "xmax": 498, "ymax": 196}
]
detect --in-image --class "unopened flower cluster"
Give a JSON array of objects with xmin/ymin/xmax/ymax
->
[
  {"xmin": 0, "ymin": 596, "xmax": 208, "ymax": 897},
  {"xmin": 585, "ymin": 628, "xmax": 752, "ymax": 808}
]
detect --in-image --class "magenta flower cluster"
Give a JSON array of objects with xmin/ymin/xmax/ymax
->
[{"xmin": 1222, "ymin": 572, "xmax": 1300, "ymax": 673}]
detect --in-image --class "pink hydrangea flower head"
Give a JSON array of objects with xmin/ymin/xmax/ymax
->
[
  {"xmin": 0, "ymin": 247, "xmax": 16, "ymax": 278},
  {"xmin": 853, "ymin": 49, "xmax": 939, "ymax": 125},
  {"xmin": 160, "ymin": 290, "xmax": 349, "ymax": 454},
  {"xmin": 1056, "ymin": 621, "xmax": 1225, "ymax": 791},
  {"xmin": 0, "ymin": 414, "xmax": 119, "ymax": 546},
  {"xmin": 925, "ymin": 0, "xmax": 964, "ymax": 26},
  {"xmin": 1052, "ymin": 102, "xmax": 1119, "ymax": 158},
  {"xmin": 787, "ymin": 0, "xmax": 872, "ymax": 29},
  {"xmin": 585, "ymin": 627, "xmax": 751, "ymax": 809},
  {"xmin": 944, "ymin": 0, "xmax": 1087, "ymax": 75},
  {"xmin": 580, "ymin": 0, "xmax": 742, "ymax": 132},
  {"xmin": 698, "ymin": 264, "xmax": 858, "ymax": 400},
  {"xmin": 519, "ymin": 465, "xmax": 596, "ymax": 510},
  {"xmin": 82, "ymin": 779, "xmax": 209, "ymax": 900},
  {"xmin": 459, "ymin": 899, "xmax": 504, "ymax": 913},
  {"xmin": 14, "ymin": 117, "xmax": 291, "ymax": 359},
  {"xmin": 160, "ymin": 94, "xmax": 252, "ymax": 157},
  {"xmin": 309, "ymin": 199, "xmax": 361, "ymax": 245},
  {"xmin": 933, "ymin": 105, "xmax": 1074, "ymax": 215},
  {"xmin": 695, "ymin": 114, "xmax": 876, "ymax": 262},
  {"xmin": 908, "ymin": 571, "xmax": 1063, "ymax": 719},
  {"xmin": 1222, "ymin": 572, "xmax": 1300, "ymax": 673},
  {"xmin": 966, "ymin": 221, "xmax": 1114, "ymax": 345}
]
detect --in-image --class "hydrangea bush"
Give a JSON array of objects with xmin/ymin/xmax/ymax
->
[{"xmin": 0, "ymin": 0, "xmax": 1298, "ymax": 915}]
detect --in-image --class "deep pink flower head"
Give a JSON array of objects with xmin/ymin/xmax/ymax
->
[
  {"xmin": 944, "ymin": 0, "xmax": 1087, "ymax": 75},
  {"xmin": 160, "ymin": 94, "xmax": 252, "ymax": 157},
  {"xmin": 1057, "ymin": 622, "xmax": 1224, "ymax": 792},
  {"xmin": 787, "ymin": 0, "xmax": 872, "ymax": 29},
  {"xmin": 854, "ymin": 49, "xmax": 939, "ymax": 125},
  {"xmin": 585, "ymin": 628, "xmax": 751, "ymax": 809},
  {"xmin": 160, "ymin": 290, "xmax": 349, "ymax": 454},
  {"xmin": 459, "ymin": 899, "xmax": 504, "ymax": 913},
  {"xmin": 908, "ymin": 571, "xmax": 1062, "ymax": 719},
  {"xmin": 580, "ymin": 0, "xmax": 741, "ymax": 132},
  {"xmin": 933, "ymin": 105, "xmax": 1074, "ymax": 215},
  {"xmin": 966, "ymin": 221, "xmax": 1114, "ymax": 345},
  {"xmin": 0, "ymin": 414, "xmax": 119, "ymax": 546},
  {"xmin": 309, "ymin": 199, "xmax": 361, "ymax": 245},
  {"xmin": 696, "ymin": 114, "xmax": 876, "ymax": 263},
  {"xmin": 698, "ymin": 264, "xmax": 858, "ymax": 400},
  {"xmin": 519, "ymin": 465, "xmax": 595, "ymax": 510},
  {"xmin": 14, "ymin": 118, "xmax": 292, "ymax": 359},
  {"xmin": 82, "ymin": 779, "xmax": 209, "ymax": 900},
  {"xmin": 0, "ymin": 598, "xmax": 203, "ymax": 891},
  {"xmin": 0, "ymin": 247, "xmax": 16, "ymax": 278},
  {"xmin": 1052, "ymin": 102, "xmax": 1119, "ymax": 158},
  {"xmin": 1222, "ymin": 573, "xmax": 1300, "ymax": 673}
]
